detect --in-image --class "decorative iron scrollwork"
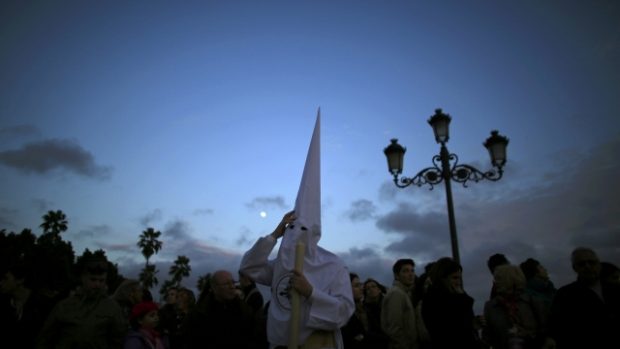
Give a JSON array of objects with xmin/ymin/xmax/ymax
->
[{"xmin": 392, "ymin": 151, "xmax": 503, "ymax": 189}]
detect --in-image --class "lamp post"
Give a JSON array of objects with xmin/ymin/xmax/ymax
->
[{"xmin": 383, "ymin": 108, "xmax": 509, "ymax": 264}]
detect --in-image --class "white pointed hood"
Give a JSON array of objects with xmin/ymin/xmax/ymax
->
[
  {"xmin": 240, "ymin": 108, "xmax": 354, "ymax": 347},
  {"xmin": 278, "ymin": 109, "xmax": 323, "ymax": 270}
]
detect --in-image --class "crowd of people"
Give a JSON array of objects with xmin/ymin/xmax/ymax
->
[
  {"xmin": 1, "ymin": 238, "xmax": 619, "ymax": 349},
  {"xmin": 339, "ymin": 248, "xmax": 620, "ymax": 349}
]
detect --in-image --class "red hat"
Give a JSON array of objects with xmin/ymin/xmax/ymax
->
[{"xmin": 130, "ymin": 301, "xmax": 159, "ymax": 321}]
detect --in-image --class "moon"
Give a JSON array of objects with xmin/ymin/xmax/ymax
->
[{"xmin": 260, "ymin": 211, "xmax": 267, "ymax": 218}]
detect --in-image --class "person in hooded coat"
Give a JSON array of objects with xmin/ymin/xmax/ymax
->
[{"xmin": 239, "ymin": 112, "xmax": 355, "ymax": 349}]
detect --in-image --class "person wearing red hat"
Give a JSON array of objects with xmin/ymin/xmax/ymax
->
[{"xmin": 124, "ymin": 301, "xmax": 169, "ymax": 349}]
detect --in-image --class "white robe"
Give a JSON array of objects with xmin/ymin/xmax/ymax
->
[
  {"xmin": 240, "ymin": 234, "xmax": 354, "ymax": 349},
  {"xmin": 241, "ymin": 111, "xmax": 354, "ymax": 348}
]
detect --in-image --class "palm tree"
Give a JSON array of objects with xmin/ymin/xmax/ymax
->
[
  {"xmin": 137, "ymin": 227, "xmax": 163, "ymax": 266},
  {"xmin": 169, "ymin": 255, "xmax": 191, "ymax": 287},
  {"xmin": 159, "ymin": 279, "xmax": 175, "ymax": 299},
  {"xmin": 137, "ymin": 227, "xmax": 163, "ymax": 290},
  {"xmin": 39, "ymin": 210, "xmax": 68, "ymax": 243},
  {"xmin": 197, "ymin": 273, "xmax": 212, "ymax": 293},
  {"xmin": 139, "ymin": 264, "xmax": 159, "ymax": 289}
]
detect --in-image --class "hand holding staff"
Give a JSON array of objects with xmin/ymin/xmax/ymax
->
[{"xmin": 289, "ymin": 241, "xmax": 306, "ymax": 349}]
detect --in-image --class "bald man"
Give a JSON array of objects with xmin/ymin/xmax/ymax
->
[
  {"xmin": 549, "ymin": 247, "xmax": 620, "ymax": 349},
  {"xmin": 183, "ymin": 270, "xmax": 254, "ymax": 349}
]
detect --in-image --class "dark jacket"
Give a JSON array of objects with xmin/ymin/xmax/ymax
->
[
  {"xmin": 182, "ymin": 293, "xmax": 254, "ymax": 349},
  {"xmin": 549, "ymin": 280, "xmax": 620, "ymax": 349},
  {"xmin": 341, "ymin": 303, "xmax": 371, "ymax": 349},
  {"xmin": 0, "ymin": 292, "xmax": 55, "ymax": 349},
  {"xmin": 422, "ymin": 288, "xmax": 479, "ymax": 349},
  {"xmin": 241, "ymin": 283, "xmax": 264, "ymax": 315},
  {"xmin": 36, "ymin": 288, "xmax": 127, "ymax": 349},
  {"xmin": 364, "ymin": 297, "xmax": 389, "ymax": 349}
]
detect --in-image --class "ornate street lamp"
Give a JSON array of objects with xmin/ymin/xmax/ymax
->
[{"xmin": 384, "ymin": 108, "xmax": 509, "ymax": 264}]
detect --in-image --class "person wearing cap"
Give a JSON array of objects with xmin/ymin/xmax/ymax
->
[
  {"xmin": 124, "ymin": 301, "xmax": 169, "ymax": 349},
  {"xmin": 36, "ymin": 255, "xmax": 127, "ymax": 349}
]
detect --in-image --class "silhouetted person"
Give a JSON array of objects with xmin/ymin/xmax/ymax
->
[
  {"xmin": 363, "ymin": 278, "xmax": 389, "ymax": 349},
  {"xmin": 112, "ymin": 278, "xmax": 143, "ymax": 321},
  {"xmin": 549, "ymin": 247, "xmax": 620, "ymax": 349},
  {"xmin": 0, "ymin": 262, "xmax": 53, "ymax": 349},
  {"xmin": 166, "ymin": 287, "xmax": 195, "ymax": 349},
  {"xmin": 422, "ymin": 257, "xmax": 479, "ymax": 349},
  {"xmin": 239, "ymin": 270, "xmax": 264, "ymax": 315},
  {"xmin": 519, "ymin": 258, "xmax": 556, "ymax": 313},
  {"xmin": 600, "ymin": 261, "xmax": 620, "ymax": 286},
  {"xmin": 36, "ymin": 254, "xmax": 127, "ymax": 349},
  {"xmin": 182, "ymin": 270, "xmax": 254, "ymax": 349},
  {"xmin": 239, "ymin": 270, "xmax": 266, "ymax": 349},
  {"xmin": 487, "ymin": 253, "xmax": 510, "ymax": 300},
  {"xmin": 341, "ymin": 273, "xmax": 371, "ymax": 349},
  {"xmin": 158, "ymin": 286, "xmax": 179, "ymax": 341}
]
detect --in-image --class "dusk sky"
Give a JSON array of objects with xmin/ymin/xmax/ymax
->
[{"xmin": 1, "ymin": 0, "xmax": 619, "ymax": 313}]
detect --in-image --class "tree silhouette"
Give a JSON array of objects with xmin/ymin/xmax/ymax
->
[
  {"xmin": 159, "ymin": 255, "xmax": 191, "ymax": 297},
  {"xmin": 34, "ymin": 212, "xmax": 75, "ymax": 298},
  {"xmin": 137, "ymin": 227, "xmax": 163, "ymax": 289},
  {"xmin": 140, "ymin": 264, "xmax": 159, "ymax": 289},
  {"xmin": 159, "ymin": 279, "xmax": 175, "ymax": 299},
  {"xmin": 0, "ymin": 229, "xmax": 37, "ymax": 270},
  {"xmin": 169, "ymin": 255, "xmax": 191, "ymax": 286},
  {"xmin": 197, "ymin": 272, "xmax": 212, "ymax": 293},
  {"xmin": 39, "ymin": 210, "xmax": 68, "ymax": 244},
  {"xmin": 137, "ymin": 227, "xmax": 163, "ymax": 266}
]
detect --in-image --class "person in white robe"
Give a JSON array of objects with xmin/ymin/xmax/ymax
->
[{"xmin": 240, "ymin": 111, "xmax": 354, "ymax": 349}]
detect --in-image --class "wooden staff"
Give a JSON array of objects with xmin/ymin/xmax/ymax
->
[{"xmin": 288, "ymin": 241, "xmax": 305, "ymax": 349}]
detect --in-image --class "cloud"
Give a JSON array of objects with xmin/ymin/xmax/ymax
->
[
  {"xmin": 31, "ymin": 198, "xmax": 54, "ymax": 212},
  {"xmin": 140, "ymin": 209, "xmax": 163, "ymax": 227},
  {"xmin": 236, "ymin": 226, "xmax": 252, "ymax": 246},
  {"xmin": 163, "ymin": 219, "xmax": 191, "ymax": 240},
  {"xmin": 0, "ymin": 139, "xmax": 112, "ymax": 180},
  {"xmin": 98, "ymin": 242, "xmax": 137, "ymax": 255},
  {"xmin": 337, "ymin": 247, "xmax": 396, "ymax": 288},
  {"xmin": 73, "ymin": 224, "xmax": 111, "ymax": 240},
  {"xmin": 0, "ymin": 207, "xmax": 19, "ymax": 230},
  {"xmin": 345, "ymin": 199, "xmax": 377, "ymax": 222},
  {"xmin": 376, "ymin": 203, "xmax": 448, "ymax": 235},
  {"xmin": 0, "ymin": 124, "xmax": 40, "ymax": 141},
  {"xmin": 245, "ymin": 196, "xmax": 287, "ymax": 210},
  {"xmin": 193, "ymin": 208, "xmax": 214, "ymax": 216}
]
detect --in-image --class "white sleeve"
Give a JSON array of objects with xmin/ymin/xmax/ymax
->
[
  {"xmin": 239, "ymin": 235, "xmax": 277, "ymax": 286},
  {"xmin": 305, "ymin": 266, "xmax": 355, "ymax": 330}
]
